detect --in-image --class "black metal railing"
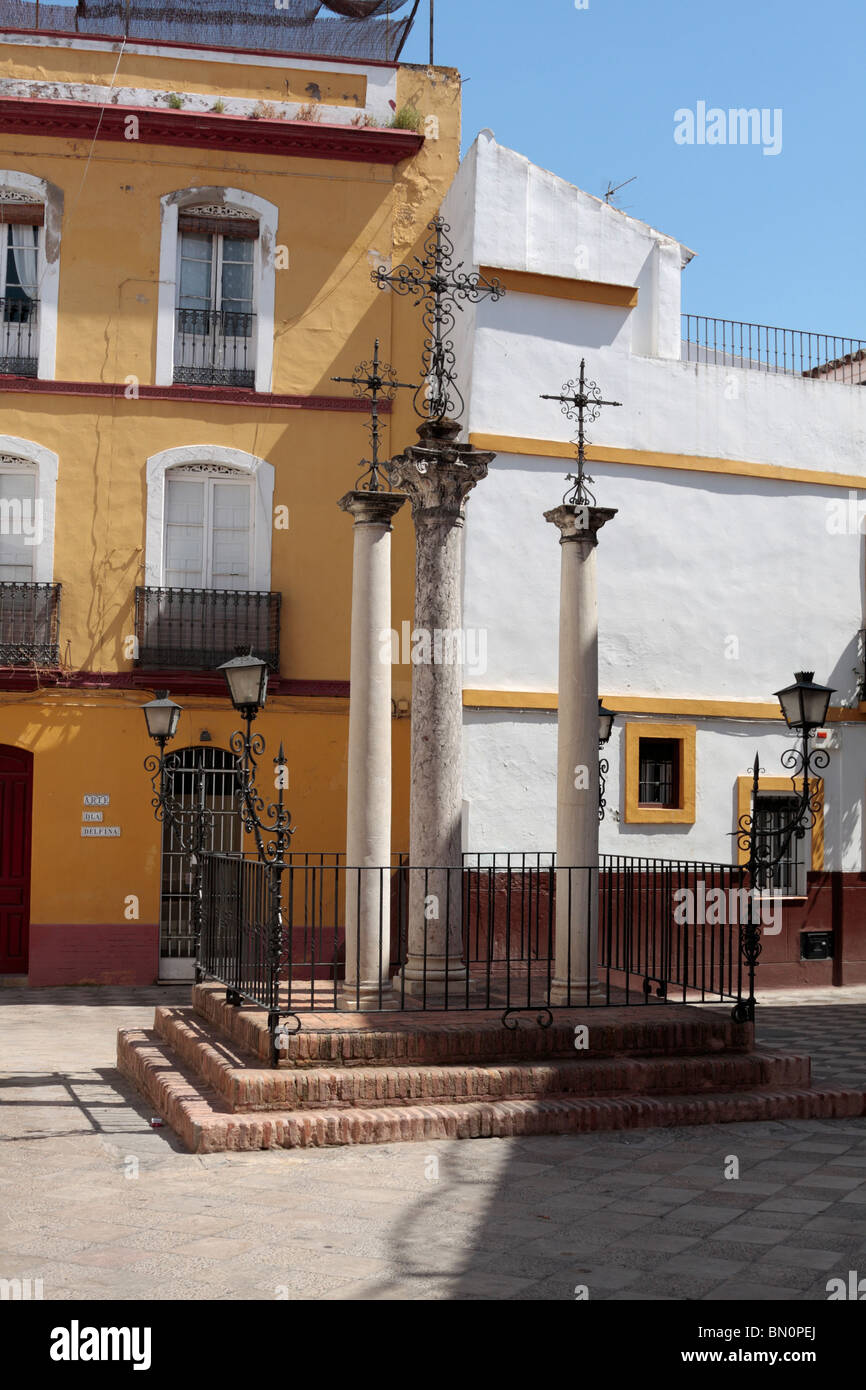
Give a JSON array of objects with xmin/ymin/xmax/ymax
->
[
  {"xmin": 0, "ymin": 297, "xmax": 39, "ymax": 376},
  {"xmin": 134, "ymin": 586, "xmax": 280, "ymax": 671},
  {"xmin": 173, "ymin": 308, "xmax": 256, "ymax": 389},
  {"xmin": 198, "ymin": 852, "xmax": 754, "ymax": 1050},
  {"xmin": 682, "ymin": 315, "xmax": 866, "ymax": 384},
  {"xmin": 0, "ymin": 581, "xmax": 61, "ymax": 665}
]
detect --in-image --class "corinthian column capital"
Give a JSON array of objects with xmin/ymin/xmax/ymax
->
[
  {"xmin": 544, "ymin": 503, "xmax": 618, "ymax": 546},
  {"xmin": 387, "ymin": 421, "xmax": 494, "ymax": 525}
]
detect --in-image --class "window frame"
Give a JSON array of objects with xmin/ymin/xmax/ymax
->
[
  {"xmin": 736, "ymin": 773, "xmax": 822, "ymax": 889},
  {"xmin": 157, "ymin": 187, "xmax": 277, "ymax": 393},
  {"xmin": 0, "ymin": 437, "xmax": 58, "ymax": 583},
  {"xmin": 624, "ymin": 721, "xmax": 697, "ymax": 825},
  {"xmin": 145, "ymin": 445, "xmax": 275, "ymax": 593},
  {"xmin": 0, "ymin": 172, "xmax": 63, "ymax": 381},
  {"xmin": 163, "ymin": 467, "xmax": 255, "ymax": 591}
]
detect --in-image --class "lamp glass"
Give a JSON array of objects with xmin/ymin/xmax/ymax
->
[
  {"xmin": 774, "ymin": 671, "xmax": 834, "ymax": 732},
  {"xmin": 142, "ymin": 692, "xmax": 182, "ymax": 741},
  {"xmin": 219, "ymin": 653, "xmax": 269, "ymax": 712},
  {"xmin": 598, "ymin": 698, "xmax": 615, "ymax": 746}
]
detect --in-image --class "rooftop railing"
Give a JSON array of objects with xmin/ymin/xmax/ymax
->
[{"xmin": 682, "ymin": 315, "xmax": 866, "ymax": 384}]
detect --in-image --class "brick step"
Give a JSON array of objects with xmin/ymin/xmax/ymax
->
[
  {"xmin": 192, "ymin": 981, "xmax": 754, "ymax": 1068},
  {"xmin": 117, "ymin": 1027, "xmax": 866, "ymax": 1155},
  {"xmin": 155, "ymin": 1005, "xmax": 811, "ymax": 1113}
]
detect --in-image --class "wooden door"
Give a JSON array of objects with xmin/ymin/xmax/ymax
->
[{"xmin": 0, "ymin": 746, "xmax": 32, "ymax": 974}]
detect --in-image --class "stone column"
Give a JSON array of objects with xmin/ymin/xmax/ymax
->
[
  {"xmin": 389, "ymin": 422, "xmax": 494, "ymax": 999},
  {"xmin": 338, "ymin": 489, "xmax": 406, "ymax": 1009},
  {"xmin": 544, "ymin": 503, "xmax": 617, "ymax": 1004}
]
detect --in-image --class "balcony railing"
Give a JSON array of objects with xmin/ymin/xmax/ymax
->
[
  {"xmin": 0, "ymin": 298, "xmax": 39, "ymax": 376},
  {"xmin": 173, "ymin": 308, "xmax": 256, "ymax": 389},
  {"xmin": 135, "ymin": 586, "xmax": 280, "ymax": 672},
  {"xmin": 0, "ymin": 581, "xmax": 61, "ymax": 665},
  {"xmin": 682, "ymin": 315, "xmax": 866, "ymax": 384}
]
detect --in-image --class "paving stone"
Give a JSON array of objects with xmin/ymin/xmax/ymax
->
[
  {"xmin": 710, "ymin": 1224, "xmax": 789, "ymax": 1246},
  {"xmin": 756, "ymin": 1196, "xmax": 834, "ymax": 1214},
  {"xmin": 3, "ymin": 984, "xmax": 866, "ymax": 1301},
  {"xmin": 706, "ymin": 1280, "xmax": 802, "ymax": 1300},
  {"xmin": 662, "ymin": 1253, "xmax": 746, "ymax": 1278},
  {"xmin": 766, "ymin": 1245, "xmax": 843, "ymax": 1270},
  {"xmin": 668, "ymin": 1202, "xmax": 748, "ymax": 1225}
]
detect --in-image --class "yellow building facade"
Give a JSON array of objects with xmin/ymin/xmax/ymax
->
[{"xmin": 0, "ymin": 15, "xmax": 461, "ymax": 983}]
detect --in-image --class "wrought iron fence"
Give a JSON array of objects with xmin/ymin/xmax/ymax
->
[
  {"xmin": 0, "ymin": 581, "xmax": 61, "ymax": 664},
  {"xmin": 198, "ymin": 851, "xmax": 754, "ymax": 1056},
  {"xmin": 682, "ymin": 315, "xmax": 866, "ymax": 384},
  {"xmin": 174, "ymin": 308, "xmax": 256, "ymax": 389},
  {"xmin": 134, "ymin": 586, "xmax": 281, "ymax": 671},
  {"xmin": 0, "ymin": 297, "xmax": 39, "ymax": 376}
]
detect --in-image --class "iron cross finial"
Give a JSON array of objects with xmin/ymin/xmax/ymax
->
[
  {"xmin": 373, "ymin": 218, "xmax": 505, "ymax": 426},
  {"xmin": 541, "ymin": 358, "xmax": 622, "ymax": 506},
  {"xmin": 332, "ymin": 339, "xmax": 417, "ymax": 491}
]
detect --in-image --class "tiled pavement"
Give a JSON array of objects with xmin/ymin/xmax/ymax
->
[{"xmin": 1, "ymin": 984, "xmax": 866, "ymax": 1301}]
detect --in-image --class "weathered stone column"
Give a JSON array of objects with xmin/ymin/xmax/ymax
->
[
  {"xmin": 338, "ymin": 489, "xmax": 406, "ymax": 1009},
  {"xmin": 389, "ymin": 422, "xmax": 494, "ymax": 999},
  {"xmin": 544, "ymin": 503, "xmax": 617, "ymax": 1004}
]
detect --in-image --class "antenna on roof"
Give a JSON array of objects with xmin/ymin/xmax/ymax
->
[{"xmin": 604, "ymin": 176, "xmax": 637, "ymax": 206}]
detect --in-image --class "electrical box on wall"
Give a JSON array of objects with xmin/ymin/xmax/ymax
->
[
  {"xmin": 813, "ymin": 728, "xmax": 839, "ymax": 751},
  {"xmin": 801, "ymin": 931, "xmax": 833, "ymax": 961}
]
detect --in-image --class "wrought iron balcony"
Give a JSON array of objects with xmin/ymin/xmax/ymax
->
[
  {"xmin": 173, "ymin": 308, "xmax": 256, "ymax": 389},
  {"xmin": 682, "ymin": 315, "xmax": 866, "ymax": 385},
  {"xmin": 0, "ymin": 297, "xmax": 39, "ymax": 377},
  {"xmin": 0, "ymin": 581, "xmax": 61, "ymax": 665},
  {"xmin": 135, "ymin": 586, "xmax": 281, "ymax": 672}
]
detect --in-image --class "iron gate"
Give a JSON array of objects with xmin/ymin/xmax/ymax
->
[{"xmin": 159, "ymin": 746, "xmax": 240, "ymax": 975}]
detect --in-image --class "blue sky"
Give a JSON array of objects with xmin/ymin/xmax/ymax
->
[{"xmin": 401, "ymin": 0, "xmax": 864, "ymax": 341}]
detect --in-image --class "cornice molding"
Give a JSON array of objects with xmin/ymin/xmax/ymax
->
[
  {"xmin": 0, "ymin": 668, "xmax": 351, "ymax": 698},
  {"xmin": 0, "ymin": 375, "xmax": 391, "ymax": 413},
  {"xmin": 0, "ymin": 96, "xmax": 424, "ymax": 163}
]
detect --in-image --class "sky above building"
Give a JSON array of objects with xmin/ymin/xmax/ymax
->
[
  {"xmin": 401, "ymin": 0, "xmax": 864, "ymax": 345},
  {"xmin": 38, "ymin": 0, "xmax": 862, "ymax": 343}
]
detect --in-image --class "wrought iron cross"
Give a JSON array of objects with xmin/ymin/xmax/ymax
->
[
  {"xmin": 332, "ymin": 339, "xmax": 416, "ymax": 491},
  {"xmin": 541, "ymin": 359, "xmax": 622, "ymax": 506},
  {"xmin": 373, "ymin": 217, "xmax": 505, "ymax": 425}
]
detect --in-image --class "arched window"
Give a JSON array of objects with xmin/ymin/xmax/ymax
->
[
  {"xmin": 0, "ymin": 172, "xmax": 63, "ymax": 381},
  {"xmin": 0, "ymin": 436, "xmax": 58, "ymax": 583},
  {"xmin": 0, "ymin": 435, "xmax": 60, "ymax": 666},
  {"xmin": 163, "ymin": 463, "xmax": 255, "ymax": 591},
  {"xmin": 137, "ymin": 445, "xmax": 278, "ymax": 672},
  {"xmin": 156, "ymin": 188, "xmax": 278, "ymax": 393}
]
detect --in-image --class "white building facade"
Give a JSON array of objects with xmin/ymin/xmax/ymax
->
[{"xmin": 441, "ymin": 132, "xmax": 866, "ymax": 986}]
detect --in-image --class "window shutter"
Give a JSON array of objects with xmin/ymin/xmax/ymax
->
[
  {"xmin": 178, "ymin": 214, "xmax": 258, "ymax": 240},
  {"xmin": 0, "ymin": 471, "xmax": 37, "ymax": 582},
  {"xmin": 0, "ymin": 203, "xmax": 44, "ymax": 226}
]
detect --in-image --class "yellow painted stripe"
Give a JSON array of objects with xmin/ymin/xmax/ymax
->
[
  {"xmin": 469, "ymin": 435, "xmax": 866, "ymax": 492},
  {"xmin": 464, "ymin": 689, "xmax": 559, "ymax": 711},
  {"xmin": 463, "ymin": 691, "xmax": 866, "ymax": 722},
  {"xmin": 479, "ymin": 266, "xmax": 638, "ymax": 308}
]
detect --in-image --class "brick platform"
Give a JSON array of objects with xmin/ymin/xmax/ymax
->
[{"xmin": 116, "ymin": 982, "xmax": 866, "ymax": 1153}]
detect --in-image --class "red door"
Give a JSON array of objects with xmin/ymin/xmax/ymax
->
[{"xmin": 0, "ymin": 746, "xmax": 32, "ymax": 974}]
